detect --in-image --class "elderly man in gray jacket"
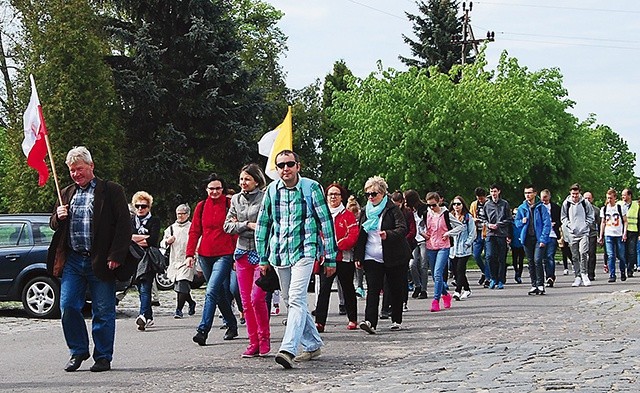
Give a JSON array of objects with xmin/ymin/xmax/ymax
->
[{"xmin": 561, "ymin": 183, "xmax": 595, "ymax": 287}]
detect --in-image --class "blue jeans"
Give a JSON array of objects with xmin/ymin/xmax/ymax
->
[
  {"xmin": 136, "ymin": 275, "xmax": 153, "ymax": 320},
  {"xmin": 60, "ymin": 251, "xmax": 116, "ymax": 361},
  {"xmin": 198, "ymin": 255, "xmax": 237, "ymax": 334},
  {"xmin": 410, "ymin": 242, "xmax": 428, "ymax": 290},
  {"xmin": 276, "ymin": 257, "xmax": 322, "ymax": 356},
  {"xmin": 543, "ymin": 238, "xmax": 558, "ymax": 280},
  {"xmin": 427, "ymin": 248, "xmax": 450, "ymax": 300},
  {"xmin": 473, "ymin": 235, "xmax": 491, "ymax": 280},
  {"xmin": 605, "ymin": 236, "xmax": 626, "ymax": 278},
  {"xmin": 486, "ymin": 237, "xmax": 507, "ymax": 284},
  {"xmin": 524, "ymin": 236, "xmax": 545, "ymax": 287}
]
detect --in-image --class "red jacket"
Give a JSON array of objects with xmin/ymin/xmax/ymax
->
[
  {"xmin": 334, "ymin": 208, "xmax": 359, "ymax": 262},
  {"xmin": 186, "ymin": 196, "xmax": 235, "ymax": 258}
]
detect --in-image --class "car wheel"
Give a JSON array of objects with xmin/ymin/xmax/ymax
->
[
  {"xmin": 22, "ymin": 276, "xmax": 61, "ymax": 319},
  {"xmin": 155, "ymin": 272, "xmax": 174, "ymax": 291}
]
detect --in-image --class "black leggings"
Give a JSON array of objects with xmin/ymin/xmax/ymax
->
[{"xmin": 452, "ymin": 255, "xmax": 471, "ymax": 293}]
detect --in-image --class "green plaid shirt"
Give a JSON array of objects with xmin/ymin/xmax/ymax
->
[{"xmin": 255, "ymin": 177, "xmax": 337, "ymax": 267}]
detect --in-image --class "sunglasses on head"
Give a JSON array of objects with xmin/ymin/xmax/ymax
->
[
  {"xmin": 364, "ymin": 192, "xmax": 379, "ymax": 198},
  {"xmin": 134, "ymin": 204, "xmax": 148, "ymax": 209},
  {"xmin": 276, "ymin": 161, "xmax": 297, "ymax": 169}
]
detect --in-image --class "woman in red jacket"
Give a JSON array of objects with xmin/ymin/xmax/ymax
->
[
  {"xmin": 187, "ymin": 174, "xmax": 238, "ymax": 346},
  {"xmin": 314, "ymin": 183, "xmax": 360, "ymax": 331}
]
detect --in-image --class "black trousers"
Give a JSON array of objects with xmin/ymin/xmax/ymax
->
[
  {"xmin": 363, "ymin": 260, "xmax": 407, "ymax": 328},
  {"xmin": 315, "ymin": 262, "xmax": 357, "ymax": 325},
  {"xmin": 512, "ymin": 247, "xmax": 525, "ymax": 279},
  {"xmin": 452, "ymin": 255, "xmax": 471, "ymax": 292}
]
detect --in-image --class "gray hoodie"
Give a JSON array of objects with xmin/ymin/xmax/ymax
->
[{"xmin": 560, "ymin": 194, "xmax": 595, "ymax": 243}]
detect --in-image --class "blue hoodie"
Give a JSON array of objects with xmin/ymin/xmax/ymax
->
[{"xmin": 514, "ymin": 198, "xmax": 551, "ymax": 246}]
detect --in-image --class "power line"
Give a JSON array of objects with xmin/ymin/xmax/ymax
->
[
  {"xmin": 474, "ymin": 1, "xmax": 639, "ymax": 14},
  {"xmin": 499, "ymin": 31, "xmax": 640, "ymax": 45},
  {"xmin": 343, "ymin": 0, "xmax": 406, "ymax": 20},
  {"xmin": 498, "ymin": 37, "xmax": 640, "ymax": 50}
]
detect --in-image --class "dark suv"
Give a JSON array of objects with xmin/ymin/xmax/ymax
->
[{"xmin": 0, "ymin": 214, "xmax": 59, "ymax": 318}]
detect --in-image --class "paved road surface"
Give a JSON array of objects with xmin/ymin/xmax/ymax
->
[{"xmin": 1, "ymin": 268, "xmax": 639, "ymax": 392}]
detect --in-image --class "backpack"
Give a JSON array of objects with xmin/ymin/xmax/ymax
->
[{"xmin": 562, "ymin": 199, "xmax": 588, "ymax": 222}]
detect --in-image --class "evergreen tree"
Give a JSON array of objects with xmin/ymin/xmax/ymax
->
[
  {"xmin": 99, "ymin": 0, "xmax": 266, "ymax": 218},
  {"xmin": 400, "ymin": 0, "xmax": 462, "ymax": 73}
]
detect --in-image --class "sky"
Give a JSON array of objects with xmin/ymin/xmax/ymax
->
[{"xmin": 267, "ymin": 0, "xmax": 640, "ymax": 176}]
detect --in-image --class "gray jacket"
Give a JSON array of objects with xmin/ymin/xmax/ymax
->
[
  {"xmin": 224, "ymin": 189, "xmax": 265, "ymax": 251},
  {"xmin": 560, "ymin": 195, "xmax": 595, "ymax": 243}
]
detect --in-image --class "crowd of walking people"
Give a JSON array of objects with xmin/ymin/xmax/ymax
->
[{"xmin": 48, "ymin": 146, "xmax": 640, "ymax": 372}]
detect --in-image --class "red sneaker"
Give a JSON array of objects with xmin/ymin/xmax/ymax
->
[
  {"xmin": 430, "ymin": 299, "xmax": 441, "ymax": 312},
  {"xmin": 442, "ymin": 293, "xmax": 452, "ymax": 309},
  {"xmin": 347, "ymin": 321, "xmax": 357, "ymax": 330}
]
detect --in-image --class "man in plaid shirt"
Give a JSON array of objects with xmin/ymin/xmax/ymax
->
[{"xmin": 255, "ymin": 150, "xmax": 338, "ymax": 369}]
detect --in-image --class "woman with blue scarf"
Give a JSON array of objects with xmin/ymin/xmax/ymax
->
[{"xmin": 354, "ymin": 176, "xmax": 412, "ymax": 334}]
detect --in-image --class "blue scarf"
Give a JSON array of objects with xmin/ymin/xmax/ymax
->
[{"xmin": 363, "ymin": 196, "xmax": 388, "ymax": 232}]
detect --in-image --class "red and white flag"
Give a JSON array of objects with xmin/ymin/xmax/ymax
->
[{"xmin": 22, "ymin": 74, "xmax": 49, "ymax": 186}]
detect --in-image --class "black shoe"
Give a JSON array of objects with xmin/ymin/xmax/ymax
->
[
  {"xmin": 379, "ymin": 310, "xmax": 390, "ymax": 319},
  {"xmin": 64, "ymin": 353, "xmax": 90, "ymax": 372},
  {"xmin": 89, "ymin": 358, "xmax": 111, "ymax": 372},
  {"xmin": 527, "ymin": 287, "xmax": 539, "ymax": 295},
  {"xmin": 515, "ymin": 277, "xmax": 523, "ymax": 284},
  {"xmin": 621, "ymin": 273, "xmax": 627, "ymax": 281},
  {"xmin": 411, "ymin": 287, "xmax": 421, "ymax": 298},
  {"xmin": 478, "ymin": 275, "xmax": 485, "ymax": 285},
  {"xmin": 627, "ymin": 271, "xmax": 634, "ymax": 278},
  {"xmin": 193, "ymin": 330, "xmax": 208, "ymax": 346},
  {"xmin": 338, "ymin": 305, "xmax": 347, "ymax": 315},
  {"xmin": 151, "ymin": 300, "xmax": 160, "ymax": 307},
  {"xmin": 588, "ymin": 276, "xmax": 595, "ymax": 281},
  {"xmin": 418, "ymin": 291, "xmax": 428, "ymax": 299},
  {"xmin": 275, "ymin": 350, "xmax": 294, "ymax": 369},
  {"xmin": 483, "ymin": 280, "xmax": 490, "ymax": 288},
  {"xmin": 223, "ymin": 327, "xmax": 238, "ymax": 340},
  {"xmin": 311, "ymin": 309, "xmax": 316, "ymax": 316},
  {"xmin": 608, "ymin": 276, "xmax": 616, "ymax": 283},
  {"xmin": 188, "ymin": 301, "xmax": 196, "ymax": 316},
  {"xmin": 546, "ymin": 278, "xmax": 554, "ymax": 287}
]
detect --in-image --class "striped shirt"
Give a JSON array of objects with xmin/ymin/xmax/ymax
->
[
  {"xmin": 255, "ymin": 177, "xmax": 338, "ymax": 267},
  {"xmin": 69, "ymin": 178, "xmax": 96, "ymax": 253}
]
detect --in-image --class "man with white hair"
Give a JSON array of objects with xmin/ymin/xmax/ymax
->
[{"xmin": 48, "ymin": 146, "xmax": 131, "ymax": 372}]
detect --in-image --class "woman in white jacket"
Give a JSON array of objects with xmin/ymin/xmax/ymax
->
[
  {"xmin": 447, "ymin": 196, "xmax": 477, "ymax": 300},
  {"xmin": 162, "ymin": 204, "xmax": 195, "ymax": 318}
]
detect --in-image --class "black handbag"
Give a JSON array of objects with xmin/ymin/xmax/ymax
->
[
  {"xmin": 135, "ymin": 246, "xmax": 166, "ymax": 281},
  {"xmin": 114, "ymin": 241, "xmax": 145, "ymax": 281},
  {"xmin": 255, "ymin": 266, "xmax": 280, "ymax": 292},
  {"xmin": 164, "ymin": 225, "xmax": 173, "ymax": 268}
]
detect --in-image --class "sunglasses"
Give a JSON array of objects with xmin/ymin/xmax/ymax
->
[
  {"xmin": 134, "ymin": 204, "xmax": 148, "ymax": 209},
  {"xmin": 276, "ymin": 161, "xmax": 297, "ymax": 169},
  {"xmin": 427, "ymin": 203, "xmax": 437, "ymax": 208},
  {"xmin": 207, "ymin": 186, "xmax": 223, "ymax": 191},
  {"xmin": 451, "ymin": 202, "xmax": 462, "ymax": 206},
  {"xmin": 364, "ymin": 192, "xmax": 379, "ymax": 198}
]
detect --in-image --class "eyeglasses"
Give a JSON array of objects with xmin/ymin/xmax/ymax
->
[
  {"xmin": 327, "ymin": 193, "xmax": 341, "ymax": 197},
  {"xmin": 177, "ymin": 212, "xmax": 188, "ymax": 215},
  {"xmin": 427, "ymin": 203, "xmax": 437, "ymax": 208},
  {"xmin": 364, "ymin": 192, "xmax": 379, "ymax": 198},
  {"xmin": 134, "ymin": 204, "xmax": 148, "ymax": 209},
  {"xmin": 207, "ymin": 186, "xmax": 223, "ymax": 191},
  {"xmin": 451, "ymin": 202, "xmax": 462, "ymax": 206},
  {"xmin": 276, "ymin": 161, "xmax": 297, "ymax": 169}
]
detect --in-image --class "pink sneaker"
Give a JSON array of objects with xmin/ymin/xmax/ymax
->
[
  {"xmin": 430, "ymin": 299, "xmax": 441, "ymax": 312},
  {"xmin": 442, "ymin": 293, "xmax": 452, "ymax": 309},
  {"xmin": 242, "ymin": 345, "xmax": 259, "ymax": 358},
  {"xmin": 259, "ymin": 339, "xmax": 271, "ymax": 357}
]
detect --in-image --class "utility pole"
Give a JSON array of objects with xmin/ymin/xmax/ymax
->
[{"xmin": 452, "ymin": 2, "xmax": 495, "ymax": 65}]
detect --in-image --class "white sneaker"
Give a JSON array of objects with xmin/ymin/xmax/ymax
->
[
  {"xmin": 461, "ymin": 290, "xmax": 472, "ymax": 299},
  {"xmin": 390, "ymin": 322, "xmax": 402, "ymax": 331},
  {"xmin": 135, "ymin": 315, "xmax": 146, "ymax": 331},
  {"xmin": 581, "ymin": 274, "xmax": 591, "ymax": 287},
  {"xmin": 145, "ymin": 319, "xmax": 155, "ymax": 328},
  {"xmin": 571, "ymin": 277, "xmax": 582, "ymax": 287},
  {"xmin": 452, "ymin": 292, "xmax": 461, "ymax": 301},
  {"xmin": 563, "ymin": 269, "xmax": 569, "ymax": 275}
]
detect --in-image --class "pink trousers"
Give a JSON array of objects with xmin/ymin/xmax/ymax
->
[{"xmin": 235, "ymin": 255, "xmax": 270, "ymax": 348}]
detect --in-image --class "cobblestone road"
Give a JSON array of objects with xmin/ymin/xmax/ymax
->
[{"xmin": 1, "ymin": 268, "xmax": 639, "ymax": 392}]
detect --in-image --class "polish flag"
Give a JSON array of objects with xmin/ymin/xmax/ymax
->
[{"xmin": 22, "ymin": 75, "xmax": 49, "ymax": 186}]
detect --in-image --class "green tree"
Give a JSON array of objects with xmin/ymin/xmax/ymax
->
[
  {"xmin": 327, "ymin": 51, "xmax": 582, "ymax": 203},
  {"xmin": 400, "ymin": 0, "xmax": 463, "ymax": 73},
  {"xmin": 2, "ymin": 0, "xmax": 124, "ymax": 212},
  {"xmin": 98, "ymin": 0, "xmax": 266, "ymax": 219}
]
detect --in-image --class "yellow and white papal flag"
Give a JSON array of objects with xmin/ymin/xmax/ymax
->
[{"xmin": 257, "ymin": 106, "xmax": 293, "ymax": 180}]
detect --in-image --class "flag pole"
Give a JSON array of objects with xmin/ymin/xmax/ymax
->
[{"xmin": 44, "ymin": 133, "xmax": 63, "ymax": 206}]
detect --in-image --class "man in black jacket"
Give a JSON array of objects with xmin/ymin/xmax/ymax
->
[
  {"xmin": 48, "ymin": 146, "xmax": 131, "ymax": 373},
  {"xmin": 483, "ymin": 184, "xmax": 512, "ymax": 289}
]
